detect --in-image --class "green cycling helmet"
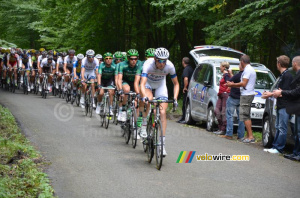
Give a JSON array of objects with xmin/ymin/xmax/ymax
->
[
  {"xmin": 103, "ymin": 52, "xmax": 113, "ymax": 59},
  {"xmin": 145, "ymin": 48, "xmax": 155, "ymax": 57},
  {"xmin": 114, "ymin": 51, "xmax": 123, "ymax": 59},
  {"xmin": 127, "ymin": 49, "xmax": 139, "ymax": 57}
]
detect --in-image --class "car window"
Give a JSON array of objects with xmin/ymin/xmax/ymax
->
[
  {"xmin": 204, "ymin": 65, "xmax": 213, "ymax": 85},
  {"xmin": 197, "ymin": 64, "xmax": 208, "ymax": 83},
  {"xmin": 255, "ymin": 71, "xmax": 275, "ymax": 89},
  {"xmin": 216, "ymin": 67, "xmax": 222, "ymax": 85}
]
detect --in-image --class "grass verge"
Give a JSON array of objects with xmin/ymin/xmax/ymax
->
[{"xmin": 0, "ymin": 105, "xmax": 55, "ymax": 198}]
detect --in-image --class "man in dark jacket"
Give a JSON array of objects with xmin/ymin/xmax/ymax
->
[
  {"xmin": 262, "ymin": 55, "xmax": 293, "ymax": 154},
  {"xmin": 177, "ymin": 57, "xmax": 194, "ymax": 124},
  {"xmin": 273, "ymin": 56, "xmax": 300, "ymax": 161}
]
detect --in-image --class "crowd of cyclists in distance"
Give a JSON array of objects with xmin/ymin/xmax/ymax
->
[{"xmin": 0, "ymin": 46, "xmax": 179, "ymax": 170}]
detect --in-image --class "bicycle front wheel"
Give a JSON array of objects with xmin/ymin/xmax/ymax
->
[
  {"xmin": 89, "ymin": 92, "xmax": 93, "ymax": 117},
  {"xmin": 131, "ymin": 107, "xmax": 137, "ymax": 148},
  {"xmin": 104, "ymin": 97, "xmax": 110, "ymax": 129},
  {"xmin": 85, "ymin": 92, "xmax": 89, "ymax": 116},
  {"xmin": 155, "ymin": 120, "xmax": 163, "ymax": 170},
  {"xmin": 146, "ymin": 112, "xmax": 154, "ymax": 162}
]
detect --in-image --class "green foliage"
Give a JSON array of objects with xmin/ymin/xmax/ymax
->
[{"xmin": 0, "ymin": 105, "xmax": 55, "ymax": 198}]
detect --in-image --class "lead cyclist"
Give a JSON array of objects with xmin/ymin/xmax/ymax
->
[{"xmin": 140, "ymin": 47, "xmax": 179, "ymax": 156}]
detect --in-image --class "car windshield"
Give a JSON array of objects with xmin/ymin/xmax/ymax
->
[{"xmin": 216, "ymin": 68, "xmax": 275, "ymax": 89}]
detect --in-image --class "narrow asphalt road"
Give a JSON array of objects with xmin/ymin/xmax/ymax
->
[{"xmin": 0, "ymin": 89, "xmax": 299, "ymax": 198}]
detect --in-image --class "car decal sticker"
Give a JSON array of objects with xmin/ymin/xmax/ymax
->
[
  {"xmin": 193, "ymin": 84, "xmax": 199, "ymax": 99},
  {"xmin": 200, "ymin": 87, "xmax": 207, "ymax": 102},
  {"xmin": 255, "ymin": 91, "xmax": 262, "ymax": 97}
]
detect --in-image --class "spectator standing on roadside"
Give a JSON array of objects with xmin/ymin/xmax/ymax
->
[
  {"xmin": 262, "ymin": 55, "xmax": 293, "ymax": 154},
  {"xmin": 219, "ymin": 63, "xmax": 245, "ymax": 140},
  {"xmin": 273, "ymin": 56, "xmax": 300, "ymax": 161},
  {"xmin": 177, "ymin": 57, "xmax": 194, "ymax": 124},
  {"xmin": 226, "ymin": 55, "xmax": 256, "ymax": 143},
  {"xmin": 214, "ymin": 61, "xmax": 231, "ymax": 135}
]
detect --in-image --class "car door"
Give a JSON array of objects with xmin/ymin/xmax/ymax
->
[
  {"xmin": 201, "ymin": 64, "xmax": 214, "ymax": 118},
  {"xmin": 195, "ymin": 64, "xmax": 209, "ymax": 118}
]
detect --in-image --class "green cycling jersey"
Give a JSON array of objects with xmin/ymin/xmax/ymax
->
[
  {"xmin": 118, "ymin": 60, "xmax": 143, "ymax": 82},
  {"xmin": 98, "ymin": 62, "xmax": 118, "ymax": 80}
]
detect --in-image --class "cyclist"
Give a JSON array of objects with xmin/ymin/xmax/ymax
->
[
  {"xmin": 95, "ymin": 54, "xmax": 103, "ymax": 64},
  {"xmin": 37, "ymin": 48, "xmax": 46, "ymax": 71},
  {"xmin": 56, "ymin": 52, "xmax": 67, "ymax": 90},
  {"xmin": 64, "ymin": 49, "xmax": 77, "ymax": 91},
  {"xmin": 20, "ymin": 51, "xmax": 32, "ymax": 91},
  {"xmin": 1, "ymin": 48, "xmax": 8, "ymax": 86},
  {"xmin": 96, "ymin": 52, "xmax": 117, "ymax": 115},
  {"xmin": 114, "ymin": 51, "xmax": 123, "ymax": 65},
  {"xmin": 140, "ymin": 47, "xmax": 179, "ymax": 156},
  {"xmin": 135, "ymin": 48, "xmax": 156, "ymax": 130},
  {"xmin": 80, "ymin": 49, "xmax": 99, "ymax": 109},
  {"xmin": 30, "ymin": 51, "xmax": 39, "ymax": 90},
  {"xmin": 40, "ymin": 55, "xmax": 55, "ymax": 92},
  {"xmin": 6, "ymin": 48, "xmax": 20, "ymax": 86},
  {"xmin": 73, "ymin": 53, "xmax": 84, "ymax": 96},
  {"xmin": 117, "ymin": 49, "xmax": 143, "ymax": 122}
]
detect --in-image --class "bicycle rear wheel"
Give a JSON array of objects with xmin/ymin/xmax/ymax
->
[
  {"xmin": 112, "ymin": 96, "xmax": 118, "ymax": 125},
  {"xmin": 131, "ymin": 107, "xmax": 138, "ymax": 148},
  {"xmin": 104, "ymin": 97, "xmax": 110, "ymax": 129},
  {"xmin": 89, "ymin": 92, "xmax": 93, "ymax": 117},
  {"xmin": 155, "ymin": 120, "xmax": 163, "ymax": 170},
  {"xmin": 85, "ymin": 93, "xmax": 89, "ymax": 116},
  {"xmin": 124, "ymin": 120, "xmax": 131, "ymax": 144}
]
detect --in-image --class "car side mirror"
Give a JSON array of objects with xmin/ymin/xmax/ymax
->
[{"xmin": 204, "ymin": 81, "xmax": 211, "ymax": 87}]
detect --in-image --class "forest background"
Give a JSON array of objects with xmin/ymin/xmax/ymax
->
[{"xmin": 1, "ymin": 0, "xmax": 299, "ymax": 91}]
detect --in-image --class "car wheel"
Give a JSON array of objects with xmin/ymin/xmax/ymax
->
[
  {"xmin": 207, "ymin": 106, "xmax": 216, "ymax": 132},
  {"xmin": 185, "ymin": 101, "xmax": 195, "ymax": 125},
  {"xmin": 262, "ymin": 115, "xmax": 273, "ymax": 148}
]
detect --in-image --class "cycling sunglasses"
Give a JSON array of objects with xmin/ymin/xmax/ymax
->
[
  {"xmin": 157, "ymin": 59, "xmax": 167, "ymax": 63},
  {"xmin": 105, "ymin": 57, "xmax": 112, "ymax": 60},
  {"xmin": 87, "ymin": 55, "xmax": 94, "ymax": 58},
  {"xmin": 129, "ymin": 58, "xmax": 138, "ymax": 61}
]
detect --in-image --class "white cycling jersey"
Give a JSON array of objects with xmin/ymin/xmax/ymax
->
[
  {"xmin": 141, "ymin": 59, "xmax": 177, "ymax": 99},
  {"xmin": 37, "ymin": 55, "xmax": 45, "ymax": 64},
  {"xmin": 141, "ymin": 59, "xmax": 177, "ymax": 88},
  {"xmin": 40, "ymin": 58, "xmax": 56, "ymax": 69},
  {"xmin": 64, "ymin": 55, "xmax": 77, "ymax": 67},
  {"xmin": 81, "ymin": 57, "xmax": 99, "ymax": 71},
  {"xmin": 57, "ymin": 57, "xmax": 64, "ymax": 68}
]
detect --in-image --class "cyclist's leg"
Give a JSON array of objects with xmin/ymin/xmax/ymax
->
[
  {"xmin": 122, "ymin": 83, "xmax": 130, "ymax": 105},
  {"xmin": 20, "ymin": 64, "xmax": 25, "ymax": 83},
  {"xmin": 13, "ymin": 64, "xmax": 18, "ymax": 85},
  {"xmin": 140, "ymin": 85, "xmax": 153, "ymax": 138}
]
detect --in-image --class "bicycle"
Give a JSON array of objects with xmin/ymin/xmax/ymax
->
[
  {"xmin": 112, "ymin": 88, "xmax": 121, "ymax": 125},
  {"xmin": 21, "ymin": 69, "xmax": 29, "ymax": 95},
  {"xmin": 99, "ymin": 86, "xmax": 115, "ymax": 129},
  {"xmin": 84, "ymin": 81, "xmax": 95, "ymax": 117},
  {"xmin": 41, "ymin": 72, "xmax": 52, "ymax": 99},
  {"xmin": 120, "ymin": 92, "xmax": 138, "ymax": 148},
  {"xmin": 75, "ymin": 81, "xmax": 82, "ymax": 107},
  {"xmin": 65, "ymin": 74, "xmax": 73, "ymax": 103},
  {"xmin": 52, "ymin": 73, "xmax": 57, "ymax": 96},
  {"xmin": 144, "ymin": 98, "xmax": 175, "ymax": 170},
  {"xmin": 31, "ymin": 69, "xmax": 39, "ymax": 94}
]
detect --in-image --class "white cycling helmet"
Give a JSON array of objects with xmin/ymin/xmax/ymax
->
[
  {"xmin": 155, "ymin": 47, "xmax": 169, "ymax": 59},
  {"xmin": 95, "ymin": 54, "xmax": 102, "ymax": 59},
  {"xmin": 86, "ymin": 49, "xmax": 95, "ymax": 56},
  {"xmin": 77, "ymin": 53, "xmax": 84, "ymax": 60}
]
